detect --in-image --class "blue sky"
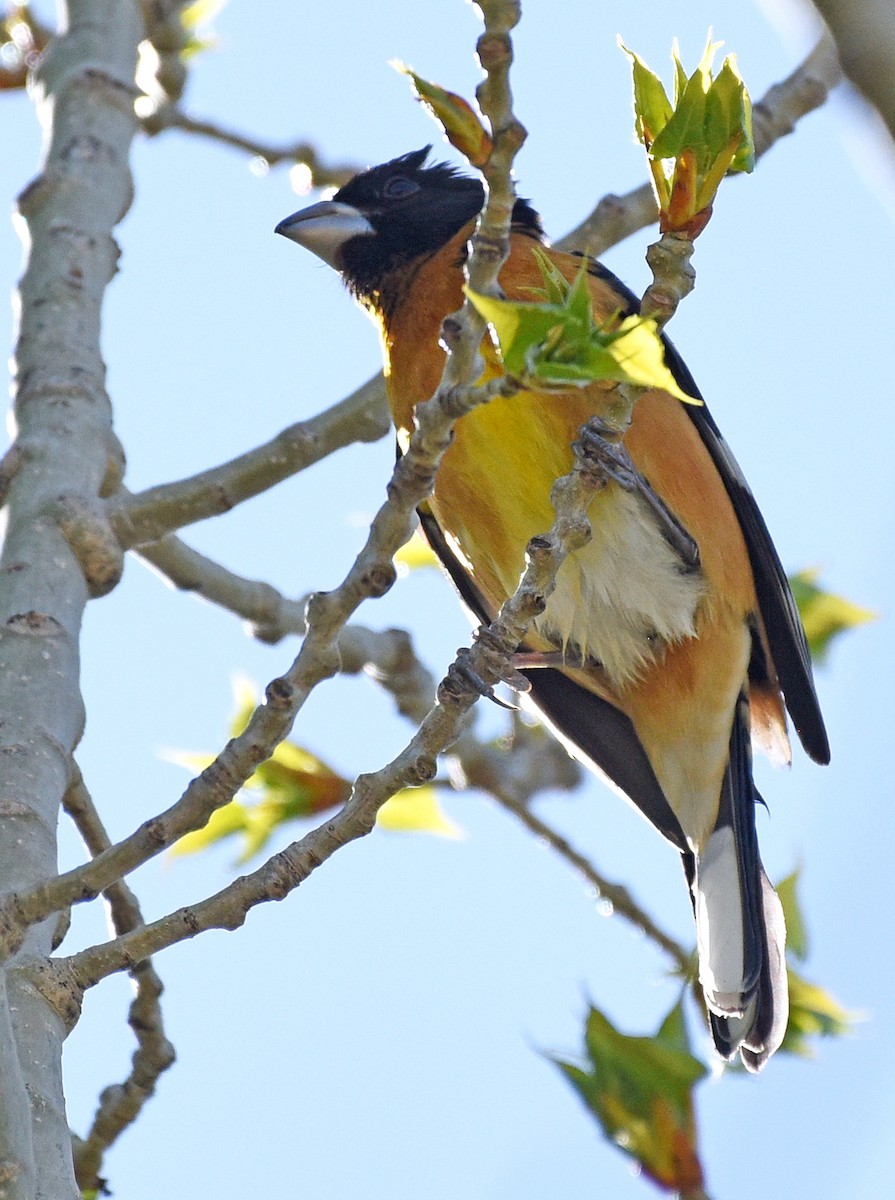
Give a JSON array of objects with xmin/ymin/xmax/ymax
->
[{"xmin": 3, "ymin": 1, "xmax": 893, "ymax": 1196}]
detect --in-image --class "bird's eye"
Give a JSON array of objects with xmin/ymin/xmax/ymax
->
[{"xmin": 382, "ymin": 175, "xmax": 419, "ymax": 200}]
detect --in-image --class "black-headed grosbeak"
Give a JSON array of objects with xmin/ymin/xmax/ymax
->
[{"xmin": 276, "ymin": 147, "xmax": 829, "ymax": 1070}]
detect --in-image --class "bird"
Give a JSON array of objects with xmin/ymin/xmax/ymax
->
[{"xmin": 275, "ymin": 146, "xmax": 829, "ymax": 1071}]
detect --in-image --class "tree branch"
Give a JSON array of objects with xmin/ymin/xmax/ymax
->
[
  {"xmin": 110, "ymin": 374, "xmax": 389, "ymax": 548},
  {"xmin": 52, "ymin": 386, "xmax": 654, "ymax": 989},
  {"xmin": 141, "ymin": 104, "xmax": 363, "ymax": 185}
]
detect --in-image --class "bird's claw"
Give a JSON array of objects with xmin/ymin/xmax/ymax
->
[{"xmin": 577, "ymin": 420, "xmax": 701, "ymax": 571}]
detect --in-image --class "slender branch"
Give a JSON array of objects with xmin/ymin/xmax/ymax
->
[
  {"xmin": 110, "ymin": 374, "xmax": 389, "ymax": 548},
  {"xmin": 0, "ymin": 373, "xmax": 518, "ymax": 959},
  {"xmin": 556, "ymin": 34, "xmax": 843, "ymax": 257},
  {"xmin": 137, "ymin": 1, "xmax": 195, "ymax": 106},
  {"xmin": 62, "ymin": 768, "xmax": 175, "ymax": 1196},
  {"xmin": 142, "ymin": 104, "xmax": 362, "ymax": 185},
  {"xmin": 137, "ymin": 534, "xmax": 439, "ymax": 719},
  {"xmin": 137, "ymin": 535, "xmax": 309, "ymax": 639},
  {"xmin": 485, "ymin": 776, "xmax": 691, "ymax": 972}
]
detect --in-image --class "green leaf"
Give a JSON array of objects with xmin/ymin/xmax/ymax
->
[
  {"xmin": 394, "ymin": 529, "xmax": 440, "ymax": 571},
  {"xmin": 554, "ymin": 999, "xmax": 707, "ymax": 1193},
  {"xmin": 789, "ymin": 569, "xmax": 875, "ymax": 665},
  {"xmin": 179, "ymin": 0, "xmax": 226, "ymax": 58},
  {"xmin": 180, "ymin": 0, "xmax": 227, "ymax": 30},
  {"xmin": 170, "ymin": 799, "xmax": 253, "ymax": 857},
  {"xmin": 532, "ymin": 311, "xmax": 699, "ymax": 402},
  {"xmin": 782, "ymin": 968, "xmax": 859, "ymax": 1057},
  {"xmin": 621, "ymin": 36, "xmax": 754, "ymax": 231},
  {"xmin": 618, "ymin": 39, "xmax": 672, "ymax": 149},
  {"xmin": 707, "ymin": 56, "xmax": 754, "ymax": 174},
  {"xmin": 228, "ymin": 674, "xmax": 259, "ymax": 737},
  {"xmin": 671, "ymin": 39, "xmax": 689, "ymax": 107},
  {"xmin": 463, "ymin": 286, "xmax": 566, "ymax": 377},
  {"xmin": 376, "ymin": 785, "xmax": 463, "ymax": 838},
  {"xmin": 650, "ymin": 52, "xmax": 715, "ymax": 164},
  {"xmin": 464, "ymin": 254, "xmax": 699, "ymax": 403}
]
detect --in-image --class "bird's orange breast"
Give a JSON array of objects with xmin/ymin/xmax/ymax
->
[{"xmin": 382, "ymin": 230, "xmax": 757, "ymax": 627}]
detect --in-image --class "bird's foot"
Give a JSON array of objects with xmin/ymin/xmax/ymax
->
[{"xmin": 576, "ymin": 418, "xmax": 701, "ymax": 570}]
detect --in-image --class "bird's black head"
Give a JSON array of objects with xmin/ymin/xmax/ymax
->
[{"xmin": 276, "ymin": 147, "xmax": 543, "ymax": 305}]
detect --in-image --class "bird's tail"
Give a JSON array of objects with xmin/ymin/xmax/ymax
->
[{"xmin": 686, "ymin": 693, "xmax": 789, "ymax": 1071}]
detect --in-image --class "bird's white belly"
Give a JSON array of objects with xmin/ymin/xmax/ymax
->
[{"xmin": 534, "ymin": 486, "xmax": 705, "ymax": 686}]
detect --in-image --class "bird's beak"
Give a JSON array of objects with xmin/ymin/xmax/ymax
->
[{"xmin": 275, "ymin": 200, "xmax": 374, "ymax": 269}]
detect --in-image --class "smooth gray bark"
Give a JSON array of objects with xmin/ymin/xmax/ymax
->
[{"xmin": 1, "ymin": 3, "xmax": 141, "ymax": 1196}]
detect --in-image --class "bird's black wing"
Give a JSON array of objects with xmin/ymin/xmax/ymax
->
[{"xmin": 658, "ymin": 337, "xmax": 830, "ymax": 766}]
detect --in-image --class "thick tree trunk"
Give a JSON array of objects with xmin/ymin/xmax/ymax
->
[{"xmin": 0, "ymin": 2, "xmax": 140, "ymax": 1195}]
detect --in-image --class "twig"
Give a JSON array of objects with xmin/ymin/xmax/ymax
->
[
  {"xmin": 141, "ymin": 104, "xmax": 362, "ymax": 185},
  {"xmin": 62, "ymin": 768, "xmax": 175, "ymax": 1195},
  {"xmin": 138, "ymin": 534, "xmax": 309, "ymax": 639},
  {"xmin": 556, "ymin": 34, "xmax": 843, "ymax": 258},
  {"xmin": 138, "ymin": 534, "xmax": 439, "ymax": 719},
  {"xmin": 488, "ymin": 780, "xmax": 690, "ymax": 972},
  {"xmin": 110, "ymin": 374, "xmax": 389, "ymax": 548}
]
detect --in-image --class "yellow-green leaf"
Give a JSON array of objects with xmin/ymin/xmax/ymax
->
[
  {"xmin": 376, "ymin": 786, "xmax": 463, "ymax": 838},
  {"xmin": 618, "ymin": 39, "xmax": 673, "ymax": 151},
  {"xmin": 228, "ymin": 674, "xmax": 259, "ymax": 737},
  {"xmin": 555, "ymin": 999, "xmax": 707, "ymax": 1193},
  {"xmin": 170, "ymin": 800, "xmax": 252, "ymax": 857},
  {"xmin": 782, "ymin": 968, "xmax": 859, "ymax": 1057},
  {"xmin": 789, "ymin": 569, "xmax": 875, "ymax": 665},
  {"xmin": 776, "ymin": 869, "xmax": 809, "ymax": 961},
  {"xmin": 180, "ymin": 0, "xmax": 227, "ymax": 30},
  {"xmin": 395, "ymin": 529, "xmax": 440, "ymax": 571},
  {"xmin": 178, "ymin": 0, "xmax": 226, "ymax": 58},
  {"xmin": 552, "ymin": 312, "xmax": 699, "ymax": 402},
  {"xmin": 167, "ymin": 682, "xmax": 353, "ymax": 862},
  {"xmin": 777, "ymin": 868, "xmax": 811, "ymax": 960},
  {"xmin": 465, "ymin": 253, "xmax": 698, "ymax": 403},
  {"xmin": 621, "ymin": 36, "xmax": 754, "ymax": 231},
  {"xmin": 707, "ymin": 55, "xmax": 754, "ymax": 174},
  {"xmin": 393, "ymin": 62, "xmax": 492, "ymax": 166}
]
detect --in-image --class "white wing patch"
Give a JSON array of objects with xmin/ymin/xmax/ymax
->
[{"xmin": 535, "ymin": 487, "xmax": 705, "ymax": 686}]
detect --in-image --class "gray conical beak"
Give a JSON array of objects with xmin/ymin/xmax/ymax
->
[{"xmin": 275, "ymin": 200, "xmax": 374, "ymax": 269}]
